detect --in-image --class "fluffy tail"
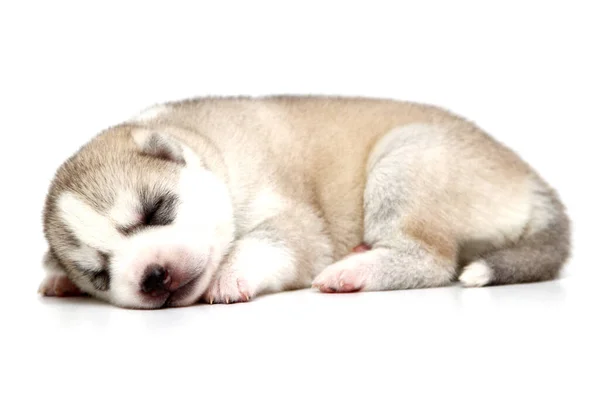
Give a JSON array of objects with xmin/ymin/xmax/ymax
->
[{"xmin": 460, "ymin": 180, "xmax": 571, "ymax": 287}]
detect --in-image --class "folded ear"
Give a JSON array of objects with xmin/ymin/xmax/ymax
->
[
  {"xmin": 38, "ymin": 250, "xmax": 85, "ymax": 297},
  {"xmin": 131, "ymin": 129, "xmax": 186, "ymax": 165}
]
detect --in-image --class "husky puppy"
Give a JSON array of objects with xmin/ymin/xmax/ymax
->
[{"xmin": 39, "ymin": 96, "xmax": 571, "ymax": 309}]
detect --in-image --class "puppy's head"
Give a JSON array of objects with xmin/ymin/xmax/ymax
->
[{"xmin": 40, "ymin": 125, "xmax": 234, "ymax": 309}]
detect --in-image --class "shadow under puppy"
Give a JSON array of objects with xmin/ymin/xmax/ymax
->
[{"xmin": 39, "ymin": 95, "xmax": 571, "ymax": 309}]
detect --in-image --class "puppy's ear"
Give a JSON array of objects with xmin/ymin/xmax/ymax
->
[
  {"xmin": 38, "ymin": 250, "xmax": 84, "ymax": 297},
  {"xmin": 131, "ymin": 129, "xmax": 186, "ymax": 165}
]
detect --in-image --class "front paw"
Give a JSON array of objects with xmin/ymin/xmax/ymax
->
[
  {"xmin": 38, "ymin": 273, "xmax": 85, "ymax": 297},
  {"xmin": 202, "ymin": 269, "xmax": 254, "ymax": 304}
]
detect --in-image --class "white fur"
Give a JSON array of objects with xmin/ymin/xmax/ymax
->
[
  {"xmin": 108, "ymin": 190, "xmax": 141, "ymax": 228},
  {"xmin": 230, "ymin": 237, "xmax": 295, "ymax": 293},
  {"xmin": 70, "ymin": 244, "xmax": 105, "ymax": 272},
  {"xmin": 528, "ymin": 179, "xmax": 559, "ymax": 233},
  {"xmin": 42, "ymin": 251, "xmax": 63, "ymax": 273},
  {"xmin": 366, "ymin": 123, "xmax": 446, "ymax": 172},
  {"xmin": 205, "ymin": 237, "xmax": 296, "ymax": 303},
  {"xmin": 130, "ymin": 104, "xmax": 169, "ymax": 122},
  {"xmin": 464, "ymin": 191, "xmax": 532, "ymax": 248},
  {"xmin": 175, "ymin": 159, "xmax": 235, "ymax": 255},
  {"xmin": 58, "ymin": 192, "xmax": 121, "ymax": 253},
  {"xmin": 459, "ymin": 261, "xmax": 493, "ymax": 287},
  {"xmin": 241, "ymin": 188, "xmax": 288, "ymax": 231}
]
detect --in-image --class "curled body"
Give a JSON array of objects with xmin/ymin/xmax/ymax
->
[{"xmin": 39, "ymin": 96, "xmax": 571, "ymax": 309}]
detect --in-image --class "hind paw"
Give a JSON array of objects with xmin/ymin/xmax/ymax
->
[
  {"xmin": 38, "ymin": 273, "xmax": 84, "ymax": 297},
  {"xmin": 312, "ymin": 253, "xmax": 373, "ymax": 293}
]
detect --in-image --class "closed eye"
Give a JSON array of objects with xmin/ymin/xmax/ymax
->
[
  {"xmin": 76, "ymin": 251, "xmax": 111, "ymax": 291},
  {"xmin": 91, "ymin": 270, "xmax": 110, "ymax": 291},
  {"xmin": 118, "ymin": 194, "xmax": 178, "ymax": 235},
  {"xmin": 144, "ymin": 198, "xmax": 165, "ymax": 225}
]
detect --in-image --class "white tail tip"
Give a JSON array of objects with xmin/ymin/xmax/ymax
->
[{"xmin": 459, "ymin": 261, "xmax": 493, "ymax": 287}]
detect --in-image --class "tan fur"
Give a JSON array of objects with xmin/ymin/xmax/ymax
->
[{"xmin": 403, "ymin": 217, "xmax": 457, "ymax": 262}]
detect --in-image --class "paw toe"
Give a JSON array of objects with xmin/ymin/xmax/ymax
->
[
  {"xmin": 204, "ymin": 276, "xmax": 253, "ymax": 304},
  {"xmin": 312, "ymin": 262, "xmax": 366, "ymax": 293},
  {"xmin": 39, "ymin": 275, "xmax": 84, "ymax": 297}
]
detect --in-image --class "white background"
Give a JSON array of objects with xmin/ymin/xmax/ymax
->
[{"xmin": 1, "ymin": 1, "xmax": 598, "ymax": 399}]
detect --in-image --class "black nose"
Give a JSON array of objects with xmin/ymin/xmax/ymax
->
[{"xmin": 141, "ymin": 265, "xmax": 170, "ymax": 296}]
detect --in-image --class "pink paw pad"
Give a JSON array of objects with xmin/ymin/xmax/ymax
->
[
  {"xmin": 312, "ymin": 247, "xmax": 377, "ymax": 294},
  {"xmin": 312, "ymin": 264, "xmax": 366, "ymax": 294},
  {"xmin": 39, "ymin": 274, "xmax": 84, "ymax": 297}
]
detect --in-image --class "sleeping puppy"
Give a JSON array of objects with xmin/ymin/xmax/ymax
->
[{"xmin": 38, "ymin": 95, "xmax": 571, "ymax": 309}]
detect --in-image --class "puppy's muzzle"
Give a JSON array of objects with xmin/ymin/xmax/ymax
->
[{"xmin": 140, "ymin": 264, "xmax": 201, "ymax": 307}]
